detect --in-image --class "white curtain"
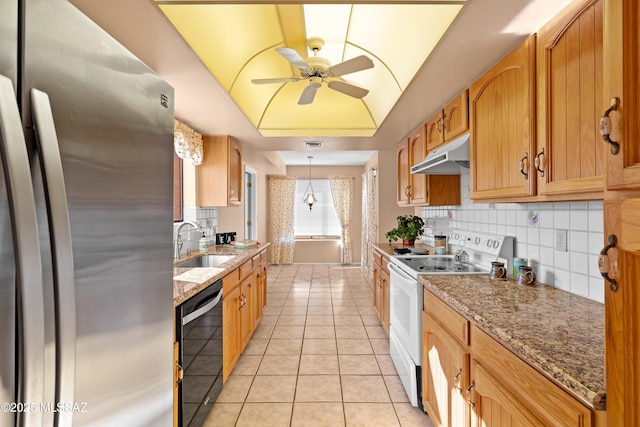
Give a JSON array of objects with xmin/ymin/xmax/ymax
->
[
  {"xmin": 268, "ymin": 176, "xmax": 296, "ymax": 264},
  {"xmin": 328, "ymin": 176, "xmax": 353, "ymax": 264},
  {"xmin": 361, "ymin": 170, "xmax": 377, "ymax": 275}
]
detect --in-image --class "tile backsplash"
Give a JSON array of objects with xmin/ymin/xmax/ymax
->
[
  {"xmin": 173, "ymin": 206, "xmax": 218, "ymax": 254},
  {"xmin": 421, "ymin": 171, "xmax": 605, "ymax": 303}
]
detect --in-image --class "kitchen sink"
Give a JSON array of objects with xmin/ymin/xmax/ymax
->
[{"xmin": 175, "ymin": 254, "xmax": 236, "ymax": 268}]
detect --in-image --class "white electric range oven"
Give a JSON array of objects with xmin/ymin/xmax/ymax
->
[{"xmin": 388, "ymin": 230, "xmax": 514, "ymax": 408}]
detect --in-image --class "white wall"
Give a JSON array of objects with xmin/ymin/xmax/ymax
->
[{"xmin": 420, "ymin": 170, "xmax": 605, "ymax": 303}]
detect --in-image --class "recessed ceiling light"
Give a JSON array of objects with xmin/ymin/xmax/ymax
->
[{"xmin": 304, "ymin": 141, "xmax": 324, "ymax": 149}]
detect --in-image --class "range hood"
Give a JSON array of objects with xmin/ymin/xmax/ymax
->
[{"xmin": 411, "ymin": 133, "xmax": 470, "ymax": 174}]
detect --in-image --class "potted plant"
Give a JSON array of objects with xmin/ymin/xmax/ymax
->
[{"xmin": 385, "ymin": 215, "xmax": 425, "ymax": 246}]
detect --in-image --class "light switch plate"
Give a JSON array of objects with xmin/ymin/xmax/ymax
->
[{"xmin": 556, "ymin": 229, "xmax": 568, "ymax": 252}]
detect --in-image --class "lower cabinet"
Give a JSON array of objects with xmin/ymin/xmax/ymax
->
[
  {"xmin": 423, "ymin": 290, "xmax": 601, "ymax": 427},
  {"xmin": 222, "ymin": 249, "xmax": 267, "ymax": 382},
  {"xmin": 373, "ymin": 249, "xmax": 390, "ymax": 335}
]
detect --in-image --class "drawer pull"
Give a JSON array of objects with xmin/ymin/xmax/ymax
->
[
  {"xmin": 465, "ymin": 381, "xmax": 476, "ymax": 407},
  {"xmin": 599, "ymin": 97, "xmax": 620, "ymax": 155}
]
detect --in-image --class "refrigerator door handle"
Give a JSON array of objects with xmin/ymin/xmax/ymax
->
[
  {"xmin": 0, "ymin": 75, "xmax": 45, "ymax": 426},
  {"xmin": 30, "ymin": 88, "xmax": 77, "ymax": 426}
]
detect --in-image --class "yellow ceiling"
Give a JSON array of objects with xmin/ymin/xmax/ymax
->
[{"xmin": 155, "ymin": 2, "xmax": 464, "ymax": 137}]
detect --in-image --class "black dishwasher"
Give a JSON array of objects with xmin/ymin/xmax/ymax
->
[{"xmin": 175, "ymin": 279, "xmax": 223, "ymax": 427}]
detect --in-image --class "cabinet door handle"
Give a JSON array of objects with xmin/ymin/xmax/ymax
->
[
  {"xmin": 465, "ymin": 381, "xmax": 476, "ymax": 407},
  {"xmin": 404, "ymin": 185, "xmax": 412, "ymax": 198},
  {"xmin": 453, "ymin": 368, "xmax": 463, "ymax": 391},
  {"xmin": 534, "ymin": 148, "xmax": 545, "ymax": 177},
  {"xmin": 175, "ymin": 362, "xmax": 184, "ymax": 385},
  {"xmin": 519, "ymin": 152, "xmax": 529, "ymax": 180},
  {"xmin": 598, "ymin": 234, "xmax": 619, "ymax": 292},
  {"xmin": 436, "ymin": 117, "xmax": 442, "ymax": 133},
  {"xmin": 442, "ymin": 113, "xmax": 447, "ymax": 132},
  {"xmin": 599, "ymin": 97, "xmax": 620, "ymax": 155}
]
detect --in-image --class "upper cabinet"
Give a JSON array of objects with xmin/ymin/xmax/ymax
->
[
  {"xmin": 536, "ymin": 0, "xmax": 605, "ymax": 198},
  {"xmin": 197, "ymin": 135, "xmax": 243, "ymax": 207},
  {"xmin": 426, "ymin": 90, "xmax": 469, "ymax": 153},
  {"xmin": 604, "ymin": 0, "xmax": 640, "ymax": 190},
  {"xmin": 397, "ymin": 127, "xmax": 461, "ymax": 207},
  {"xmin": 470, "ymin": 36, "xmax": 537, "ymax": 200}
]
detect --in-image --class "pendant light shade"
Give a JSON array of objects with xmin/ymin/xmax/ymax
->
[{"xmin": 303, "ymin": 156, "xmax": 317, "ymax": 211}]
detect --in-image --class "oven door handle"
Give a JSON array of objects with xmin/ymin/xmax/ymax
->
[{"xmin": 388, "ymin": 262, "xmax": 415, "ymax": 282}]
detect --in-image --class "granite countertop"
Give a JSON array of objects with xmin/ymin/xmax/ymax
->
[
  {"xmin": 172, "ymin": 243, "xmax": 269, "ymax": 306},
  {"xmin": 420, "ymin": 274, "xmax": 605, "ymax": 411},
  {"xmin": 372, "ymin": 242, "xmax": 436, "ymax": 257}
]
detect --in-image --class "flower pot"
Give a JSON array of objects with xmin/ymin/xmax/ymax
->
[{"xmin": 402, "ymin": 239, "xmax": 415, "ymax": 246}]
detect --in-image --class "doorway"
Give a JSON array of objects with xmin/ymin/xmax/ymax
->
[{"xmin": 244, "ymin": 167, "xmax": 257, "ymax": 241}]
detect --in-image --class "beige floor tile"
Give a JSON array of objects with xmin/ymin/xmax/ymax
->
[
  {"xmin": 306, "ymin": 306, "xmax": 333, "ymax": 315},
  {"xmin": 251, "ymin": 322, "xmax": 276, "ymax": 339},
  {"xmin": 265, "ymin": 338, "xmax": 303, "ymax": 355},
  {"xmin": 299, "ymin": 354, "xmax": 339, "ymax": 375},
  {"xmin": 336, "ymin": 338, "xmax": 373, "ymax": 355},
  {"xmin": 276, "ymin": 315, "xmax": 307, "ymax": 326},
  {"xmin": 375, "ymin": 354, "xmax": 399, "ymax": 376},
  {"xmin": 235, "ymin": 402, "xmax": 293, "ymax": 427},
  {"xmin": 341, "ymin": 375, "xmax": 390, "ymax": 403},
  {"xmin": 262, "ymin": 306, "xmax": 283, "ymax": 316},
  {"xmin": 338, "ymin": 355, "xmax": 381, "ymax": 375},
  {"xmin": 202, "ymin": 403, "xmax": 242, "ymax": 427},
  {"xmin": 295, "ymin": 375, "xmax": 342, "ymax": 402},
  {"xmin": 246, "ymin": 375, "xmax": 297, "ymax": 402},
  {"xmin": 306, "ymin": 315, "xmax": 335, "ymax": 326},
  {"xmin": 271, "ymin": 325, "xmax": 305, "ymax": 339},
  {"xmin": 230, "ymin": 354, "xmax": 262, "ymax": 376},
  {"xmin": 308, "ymin": 298, "xmax": 332, "ymax": 307},
  {"xmin": 393, "ymin": 402, "xmax": 434, "ymax": 427},
  {"xmin": 243, "ymin": 338, "xmax": 269, "ymax": 355},
  {"xmin": 304, "ymin": 325, "xmax": 335, "ymax": 339},
  {"xmin": 361, "ymin": 315, "xmax": 382, "ymax": 326},
  {"xmin": 257, "ymin": 354, "xmax": 300, "ymax": 375},
  {"xmin": 332, "ymin": 299, "xmax": 358, "ymax": 307},
  {"xmin": 333, "ymin": 306, "xmax": 359, "ymax": 316},
  {"xmin": 343, "ymin": 403, "xmax": 400, "ymax": 427},
  {"xmin": 291, "ymin": 402, "xmax": 345, "ymax": 427},
  {"xmin": 335, "ymin": 325, "xmax": 368, "ymax": 339},
  {"xmin": 279, "ymin": 305, "xmax": 307, "ymax": 315},
  {"xmin": 383, "ymin": 375, "xmax": 410, "ymax": 403},
  {"xmin": 266, "ymin": 298, "xmax": 286, "ymax": 307},
  {"xmin": 365, "ymin": 325, "xmax": 387, "ymax": 339},
  {"xmin": 358, "ymin": 306, "xmax": 378, "ymax": 316},
  {"xmin": 260, "ymin": 315, "xmax": 278, "ymax": 326},
  {"xmin": 215, "ymin": 376, "xmax": 253, "ymax": 403},
  {"xmin": 302, "ymin": 338, "xmax": 338, "ymax": 355},
  {"xmin": 370, "ymin": 338, "xmax": 390, "ymax": 355},
  {"xmin": 284, "ymin": 298, "xmax": 309, "ymax": 307},
  {"xmin": 334, "ymin": 315, "xmax": 363, "ymax": 326}
]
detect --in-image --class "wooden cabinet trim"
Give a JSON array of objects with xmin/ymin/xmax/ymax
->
[{"xmin": 424, "ymin": 291, "xmax": 469, "ymax": 346}]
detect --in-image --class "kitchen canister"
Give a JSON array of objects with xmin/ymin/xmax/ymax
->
[
  {"xmin": 434, "ymin": 235, "xmax": 447, "ymax": 255},
  {"xmin": 513, "ymin": 257, "xmax": 528, "ymax": 278}
]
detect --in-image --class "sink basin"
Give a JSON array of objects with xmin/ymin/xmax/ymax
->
[{"xmin": 175, "ymin": 254, "xmax": 236, "ymax": 269}]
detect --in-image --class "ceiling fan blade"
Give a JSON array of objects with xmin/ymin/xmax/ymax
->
[
  {"xmin": 327, "ymin": 55, "xmax": 374, "ymax": 77},
  {"xmin": 276, "ymin": 47, "xmax": 312, "ymax": 73},
  {"xmin": 298, "ymin": 83, "xmax": 321, "ymax": 105},
  {"xmin": 327, "ymin": 81, "xmax": 369, "ymax": 99},
  {"xmin": 251, "ymin": 77, "xmax": 301, "ymax": 84}
]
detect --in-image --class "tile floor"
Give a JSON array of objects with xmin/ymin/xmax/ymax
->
[{"xmin": 202, "ymin": 264, "xmax": 435, "ymax": 427}]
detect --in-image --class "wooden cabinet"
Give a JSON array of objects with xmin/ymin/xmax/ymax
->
[
  {"xmin": 222, "ymin": 249, "xmax": 267, "ymax": 382},
  {"xmin": 423, "ymin": 313, "xmax": 470, "ymax": 427},
  {"xmin": 469, "ymin": 325, "xmax": 593, "ymax": 427},
  {"xmin": 426, "ymin": 90, "xmax": 470, "ymax": 153},
  {"xmin": 470, "ymin": 36, "xmax": 537, "ymax": 200},
  {"xmin": 372, "ymin": 250, "xmax": 390, "ymax": 336},
  {"xmin": 423, "ymin": 290, "xmax": 600, "ymax": 427},
  {"xmin": 602, "ymin": 0, "xmax": 640, "ymax": 425},
  {"xmin": 536, "ymin": 0, "xmax": 605, "ymax": 199},
  {"xmin": 197, "ymin": 135, "xmax": 242, "ymax": 206},
  {"xmin": 397, "ymin": 133, "xmax": 461, "ymax": 207}
]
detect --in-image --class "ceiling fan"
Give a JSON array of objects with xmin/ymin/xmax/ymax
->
[{"xmin": 251, "ymin": 37, "xmax": 374, "ymax": 105}]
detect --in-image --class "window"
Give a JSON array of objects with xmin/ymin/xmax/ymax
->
[
  {"xmin": 173, "ymin": 151, "xmax": 183, "ymax": 222},
  {"xmin": 294, "ymin": 179, "xmax": 341, "ymax": 238}
]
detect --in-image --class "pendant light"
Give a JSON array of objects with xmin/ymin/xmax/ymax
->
[{"xmin": 302, "ymin": 156, "xmax": 317, "ymax": 211}]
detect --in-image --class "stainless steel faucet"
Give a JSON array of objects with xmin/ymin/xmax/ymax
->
[{"xmin": 174, "ymin": 220, "xmax": 202, "ymax": 259}]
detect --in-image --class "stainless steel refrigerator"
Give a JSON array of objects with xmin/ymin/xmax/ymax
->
[{"xmin": 1, "ymin": 0, "xmax": 175, "ymax": 425}]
